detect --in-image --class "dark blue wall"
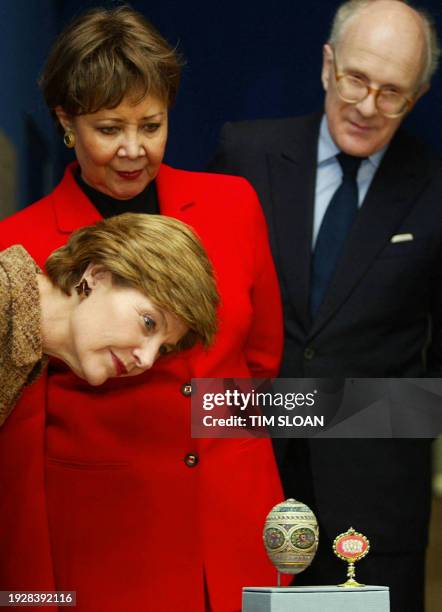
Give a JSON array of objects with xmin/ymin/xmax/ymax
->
[
  {"xmin": 1, "ymin": 0, "xmax": 442, "ymax": 208},
  {"xmin": 0, "ymin": 0, "xmax": 59, "ymax": 209}
]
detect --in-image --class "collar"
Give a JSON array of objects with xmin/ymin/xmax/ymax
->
[
  {"xmin": 74, "ymin": 169, "xmax": 160, "ymax": 218},
  {"xmin": 53, "ymin": 162, "xmax": 194, "ymax": 233},
  {"xmin": 318, "ymin": 114, "xmax": 387, "ymax": 169}
]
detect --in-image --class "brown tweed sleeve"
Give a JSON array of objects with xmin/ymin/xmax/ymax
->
[{"xmin": 0, "ymin": 246, "xmax": 46, "ymax": 426}]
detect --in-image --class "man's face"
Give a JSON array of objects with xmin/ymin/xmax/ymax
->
[{"xmin": 321, "ymin": 4, "xmax": 427, "ymax": 157}]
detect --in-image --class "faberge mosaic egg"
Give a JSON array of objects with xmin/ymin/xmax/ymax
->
[{"xmin": 263, "ymin": 498, "xmax": 319, "ymax": 574}]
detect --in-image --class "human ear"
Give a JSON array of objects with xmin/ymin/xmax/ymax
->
[
  {"xmin": 321, "ymin": 44, "xmax": 334, "ymax": 91},
  {"xmin": 405, "ymin": 82, "xmax": 430, "ymax": 115},
  {"xmin": 55, "ymin": 107, "xmax": 74, "ymax": 132},
  {"xmin": 415, "ymin": 82, "xmax": 430, "ymax": 102},
  {"xmin": 81, "ymin": 263, "xmax": 113, "ymax": 289}
]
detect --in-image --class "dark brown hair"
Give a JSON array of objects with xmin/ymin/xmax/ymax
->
[{"xmin": 40, "ymin": 5, "xmax": 183, "ymax": 122}]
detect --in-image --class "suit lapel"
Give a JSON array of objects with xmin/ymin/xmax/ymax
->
[
  {"xmin": 156, "ymin": 164, "xmax": 195, "ymax": 219},
  {"xmin": 269, "ymin": 115, "xmax": 321, "ymax": 331},
  {"xmin": 311, "ymin": 131, "xmax": 431, "ymax": 335},
  {"xmin": 53, "ymin": 163, "xmax": 102, "ymax": 232}
]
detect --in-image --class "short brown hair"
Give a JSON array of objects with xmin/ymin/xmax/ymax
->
[
  {"xmin": 45, "ymin": 213, "xmax": 219, "ymax": 350},
  {"xmin": 40, "ymin": 5, "xmax": 183, "ymax": 122}
]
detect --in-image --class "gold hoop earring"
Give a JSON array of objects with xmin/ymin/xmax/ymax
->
[{"xmin": 63, "ymin": 130, "xmax": 76, "ymax": 148}]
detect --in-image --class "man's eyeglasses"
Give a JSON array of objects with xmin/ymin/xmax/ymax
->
[{"xmin": 332, "ymin": 51, "xmax": 414, "ymax": 118}]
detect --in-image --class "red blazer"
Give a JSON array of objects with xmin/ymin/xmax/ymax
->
[{"xmin": 0, "ymin": 164, "xmax": 285, "ymax": 612}]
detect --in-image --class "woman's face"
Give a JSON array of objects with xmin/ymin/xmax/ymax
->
[
  {"xmin": 66, "ymin": 267, "xmax": 188, "ymax": 386},
  {"xmin": 57, "ymin": 94, "xmax": 168, "ymax": 200}
]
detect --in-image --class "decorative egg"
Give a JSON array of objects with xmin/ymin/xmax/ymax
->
[{"xmin": 263, "ymin": 498, "xmax": 319, "ymax": 574}]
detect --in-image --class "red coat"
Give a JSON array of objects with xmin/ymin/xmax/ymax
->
[{"xmin": 0, "ymin": 164, "xmax": 285, "ymax": 612}]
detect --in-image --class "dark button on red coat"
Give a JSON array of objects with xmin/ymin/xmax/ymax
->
[
  {"xmin": 181, "ymin": 383, "xmax": 192, "ymax": 396},
  {"xmin": 184, "ymin": 453, "xmax": 199, "ymax": 467}
]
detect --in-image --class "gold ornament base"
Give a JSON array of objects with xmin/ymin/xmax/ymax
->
[{"xmin": 338, "ymin": 560, "xmax": 366, "ymax": 588}]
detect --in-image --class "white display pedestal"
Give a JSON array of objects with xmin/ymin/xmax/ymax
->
[{"xmin": 242, "ymin": 585, "xmax": 389, "ymax": 611}]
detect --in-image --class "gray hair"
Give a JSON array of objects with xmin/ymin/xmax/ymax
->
[{"xmin": 329, "ymin": 0, "xmax": 440, "ymax": 86}]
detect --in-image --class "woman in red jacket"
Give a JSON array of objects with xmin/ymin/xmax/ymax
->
[{"xmin": 0, "ymin": 7, "xmax": 284, "ymax": 612}]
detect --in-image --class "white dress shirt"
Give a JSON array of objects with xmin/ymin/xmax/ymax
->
[{"xmin": 312, "ymin": 115, "xmax": 387, "ymax": 247}]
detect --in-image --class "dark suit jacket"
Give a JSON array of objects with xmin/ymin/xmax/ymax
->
[{"xmin": 210, "ymin": 113, "xmax": 442, "ymax": 552}]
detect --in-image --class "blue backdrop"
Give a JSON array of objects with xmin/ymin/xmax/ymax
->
[{"xmin": 1, "ymin": 0, "xmax": 441, "ymax": 209}]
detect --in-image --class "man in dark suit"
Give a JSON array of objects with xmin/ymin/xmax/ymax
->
[{"xmin": 209, "ymin": 1, "xmax": 442, "ymax": 610}]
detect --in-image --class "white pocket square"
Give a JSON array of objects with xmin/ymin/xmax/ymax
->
[{"xmin": 390, "ymin": 233, "xmax": 414, "ymax": 244}]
